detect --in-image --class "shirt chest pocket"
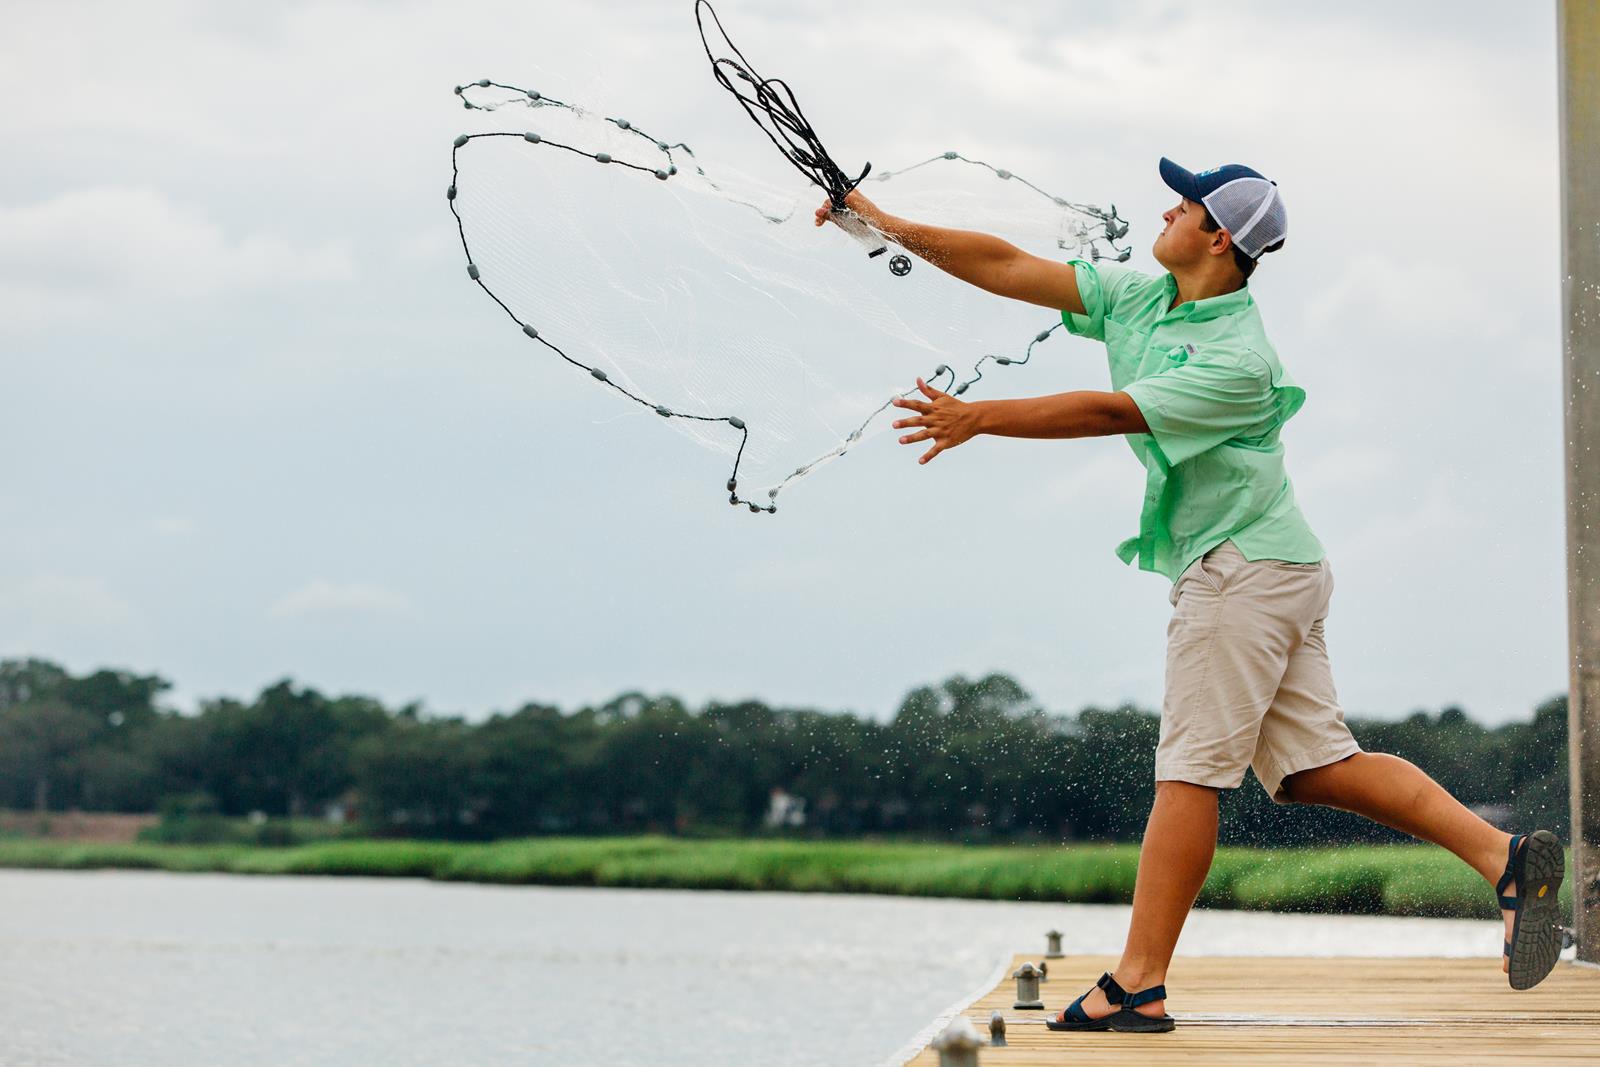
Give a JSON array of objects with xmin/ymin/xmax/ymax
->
[
  {"xmin": 1105, "ymin": 319, "xmax": 1155, "ymax": 385},
  {"xmin": 1126, "ymin": 340, "xmax": 1194, "ymax": 385}
]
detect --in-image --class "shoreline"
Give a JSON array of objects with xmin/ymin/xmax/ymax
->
[{"xmin": 0, "ymin": 835, "xmax": 1575, "ymax": 921}]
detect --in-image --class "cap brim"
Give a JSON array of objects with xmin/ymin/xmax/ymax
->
[{"xmin": 1158, "ymin": 157, "xmax": 1203, "ymax": 202}]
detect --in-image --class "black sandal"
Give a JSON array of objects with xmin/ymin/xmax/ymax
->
[
  {"xmin": 1045, "ymin": 972, "xmax": 1176, "ymax": 1033},
  {"xmin": 1108, "ymin": 982, "xmax": 1176, "ymax": 1033},
  {"xmin": 1044, "ymin": 971, "xmax": 1120, "ymax": 1032},
  {"xmin": 1498, "ymin": 829, "xmax": 1565, "ymax": 990}
]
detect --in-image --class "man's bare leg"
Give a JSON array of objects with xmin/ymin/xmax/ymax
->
[
  {"xmin": 1281, "ymin": 751, "xmax": 1516, "ymax": 970},
  {"xmin": 1060, "ymin": 780, "xmax": 1218, "ymax": 1021}
]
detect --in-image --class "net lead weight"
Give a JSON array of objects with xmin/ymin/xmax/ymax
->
[
  {"xmin": 995, "ymin": 357, "xmax": 1012, "ymax": 365},
  {"xmin": 996, "ymin": 169, "xmax": 1011, "ymax": 179},
  {"xmin": 1035, "ymin": 330, "xmax": 1051, "ymax": 343},
  {"xmin": 590, "ymin": 368, "xmax": 608, "ymax": 381},
  {"xmin": 655, "ymin": 405, "xmax": 672, "ymax": 417},
  {"xmin": 595, "ymin": 152, "xmax": 612, "ymax": 164},
  {"xmin": 654, "ymin": 169, "xmax": 669, "ymax": 180},
  {"xmin": 453, "ymin": 135, "xmax": 469, "ymax": 148},
  {"xmin": 467, "ymin": 263, "xmax": 480, "ymax": 280},
  {"xmin": 728, "ymin": 417, "xmax": 745, "ymax": 430},
  {"xmin": 522, "ymin": 325, "xmax": 539, "ymax": 339},
  {"xmin": 527, "ymin": 90, "xmax": 541, "ymax": 101},
  {"xmin": 943, "ymin": 151, "xmax": 958, "ymax": 159},
  {"xmin": 447, "ymin": 185, "xmax": 456, "ymax": 200},
  {"xmin": 616, "ymin": 118, "xmax": 631, "ymax": 129},
  {"xmin": 524, "ymin": 132, "xmax": 541, "ymax": 143}
]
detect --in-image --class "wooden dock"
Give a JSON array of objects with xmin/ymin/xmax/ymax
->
[{"xmin": 892, "ymin": 953, "xmax": 1600, "ymax": 1065}]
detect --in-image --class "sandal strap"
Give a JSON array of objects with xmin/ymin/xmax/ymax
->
[
  {"xmin": 1096, "ymin": 971, "xmax": 1128, "ymax": 1005},
  {"xmin": 1062, "ymin": 974, "xmax": 1118, "ymax": 1024},
  {"xmin": 1495, "ymin": 834, "xmax": 1527, "ymax": 897},
  {"xmin": 1122, "ymin": 983, "xmax": 1167, "ymax": 1009}
]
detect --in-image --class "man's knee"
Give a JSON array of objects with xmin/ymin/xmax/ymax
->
[{"xmin": 1279, "ymin": 752, "xmax": 1363, "ymax": 805}]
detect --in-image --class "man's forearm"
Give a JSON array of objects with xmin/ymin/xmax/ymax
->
[
  {"xmin": 869, "ymin": 212, "xmax": 1021, "ymax": 295},
  {"xmin": 971, "ymin": 391, "xmax": 1131, "ymax": 440}
]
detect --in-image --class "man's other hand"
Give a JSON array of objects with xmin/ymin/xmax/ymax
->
[{"xmin": 891, "ymin": 377, "xmax": 981, "ymax": 464}]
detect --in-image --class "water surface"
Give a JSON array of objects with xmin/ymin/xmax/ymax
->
[{"xmin": 0, "ymin": 869, "xmax": 1507, "ymax": 1066}]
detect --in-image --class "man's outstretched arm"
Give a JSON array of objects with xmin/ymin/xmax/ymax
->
[
  {"xmin": 973, "ymin": 390, "xmax": 1149, "ymax": 439},
  {"xmin": 815, "ymin": 190, "xmax": 1087, "ymax": 315},
  {"xmin": 891, "ymin": 378, "xmax": 1150, "ymax": 464}
]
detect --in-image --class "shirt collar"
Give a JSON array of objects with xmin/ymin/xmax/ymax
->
[{"xmin": 1160, "ymin": 273, "xmax": 1252, "ymax": 324}]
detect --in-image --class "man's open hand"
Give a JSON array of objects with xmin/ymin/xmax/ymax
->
[{"xmin": 891, "ymin": 377, "xmax": 981, "ymax": 464}]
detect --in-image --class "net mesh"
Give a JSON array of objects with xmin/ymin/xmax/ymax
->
[{"xmin": 448, "ymin": 80, "xmax": 1133, "ymax": 511}]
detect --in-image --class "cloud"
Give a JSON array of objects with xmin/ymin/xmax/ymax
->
[
  {"xmin": 149, "ymin": 515, "xmax": 197, "ymax": 537},
  {"xmin": 268, "ymin": 581, "xmax": 417, "ymax": 622},
  {"xmin": 0, "ymin": 187, "xmax": 355, "ymax": 325},
  {"xmin": 2, "ymin": 575, "xmax": 136, "ymax": 631}
]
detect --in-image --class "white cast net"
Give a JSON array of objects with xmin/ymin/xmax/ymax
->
[{"xmin": 447, "ymin": 78, "xmax": 1132, "ymax": 512}]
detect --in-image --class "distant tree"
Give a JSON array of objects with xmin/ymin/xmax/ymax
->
[
  {"xmin": 0, "ymin": 656, "xmax": 1574, "ymax": 849},
  {"xmin": 351, "ymin": 717, "xmax": 481, "ymax": 833},
  {"xmin": 0, "ymin": 659, "xmax": 69, "ymax": 709},
  {"xmin": 0, "ymin": 699, "xmax": 101, "ymax": 810},
  {"xmin": 198, "ymin": 681, "xmax": 389, "ymax": 817}
]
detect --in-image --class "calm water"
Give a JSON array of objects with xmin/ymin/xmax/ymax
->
[{"xmin": 0, "ymin": 869, "xmax": 1508, "ymax": 1066}]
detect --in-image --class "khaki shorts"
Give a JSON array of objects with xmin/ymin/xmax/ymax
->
[{"xmin": 1155, "ymin": 538, "xmax": 1361, "ymax": 802}]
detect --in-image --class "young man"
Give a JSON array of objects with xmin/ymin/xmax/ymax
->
[{"xmin": 815, "ymin": 159, "xmax": 1566, "ymax": 1031}]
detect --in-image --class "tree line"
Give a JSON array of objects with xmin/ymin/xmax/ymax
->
[{"xmin": 0, "ymin": 657, "xmax": 1570, "ymax": 846}]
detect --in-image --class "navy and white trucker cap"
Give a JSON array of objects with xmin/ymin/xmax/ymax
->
[{"xmin": 1159, "ymin": 158, "xmax": 1287, "ymax": 259}]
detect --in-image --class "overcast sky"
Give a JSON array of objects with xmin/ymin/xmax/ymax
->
[{"xmin": 1, "ymin": 0, "xmax": 1570, "ymax": 726}]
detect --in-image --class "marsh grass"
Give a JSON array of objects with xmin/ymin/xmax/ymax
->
[{"xmin": 0, "ymin": 836, "xmax": 1572, "ymax": 921}]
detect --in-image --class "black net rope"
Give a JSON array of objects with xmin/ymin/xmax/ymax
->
[
  {"xmin": 446, "ymin": 75, "xmax": 1130, "ymax": 513},
  {"xmin": 695, "ymin": 0, "xmax": 870, "ymax": 212}
]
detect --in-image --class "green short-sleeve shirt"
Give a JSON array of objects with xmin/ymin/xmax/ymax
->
[{"xmin": 1062, "ymin": 258, "xmax": 1324, "ymax": 583}]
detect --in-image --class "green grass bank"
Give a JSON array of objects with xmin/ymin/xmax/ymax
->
[{"xmin": 0, "ymin": 836, "xmax": 1573, "ymax": 922}]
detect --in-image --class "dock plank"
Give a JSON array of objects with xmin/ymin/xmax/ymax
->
[{"xmin": 897, "ymin": 954, "xmax": 1600, "ymax": 1065}]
